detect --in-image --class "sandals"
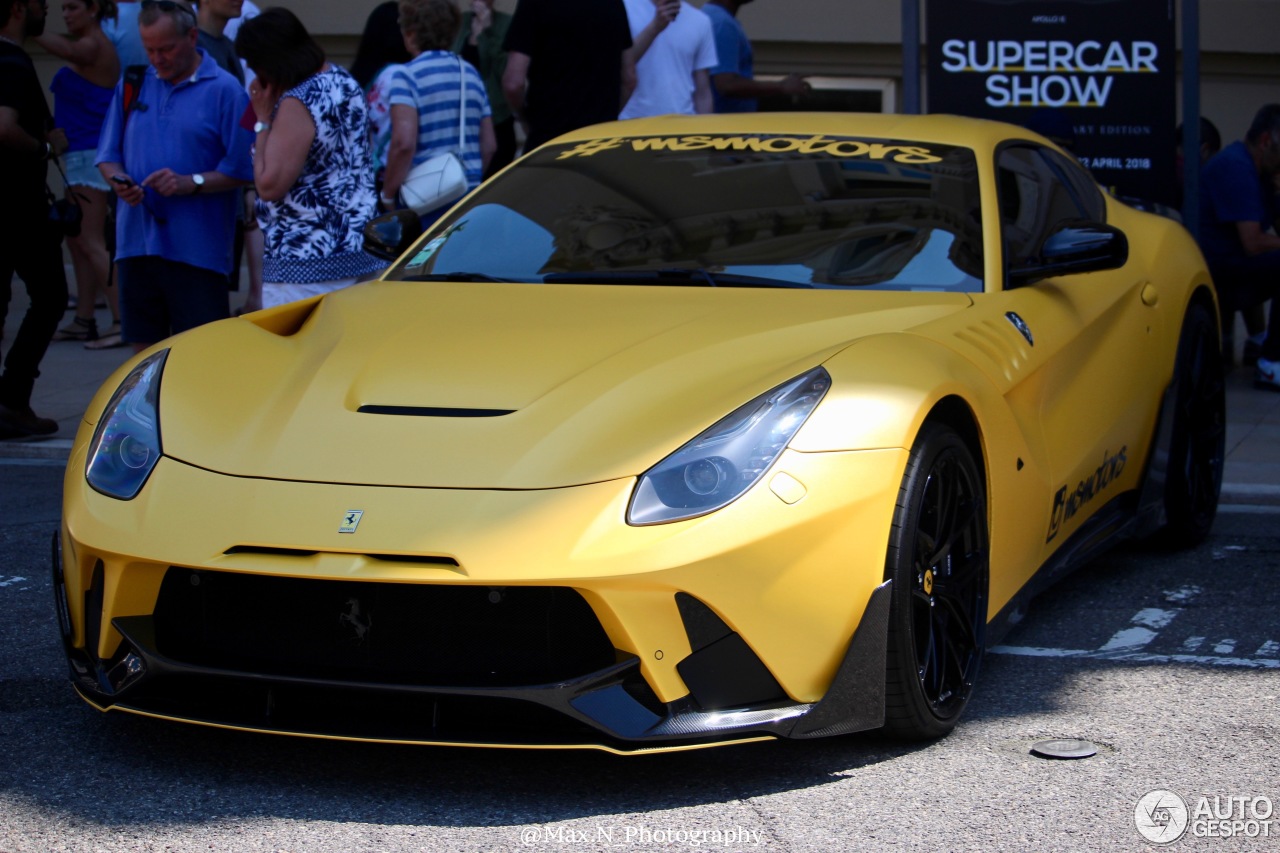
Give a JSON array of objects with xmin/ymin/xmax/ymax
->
[
  {"xmin": 53, "ymin": 316, "xmax": 98, "ymax": 341},
  {"xmin": 84, "ymin": 324, "xmax": 125, "ymax": 350}
]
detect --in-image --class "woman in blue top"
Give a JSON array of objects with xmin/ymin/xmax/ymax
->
[
  {"xmin": 235, "ymin": 8, "xmax": 385, "ymax": 309},
  {"xmin": 36, "ymin": 0, "xmax": 121, "ymax": 346}
]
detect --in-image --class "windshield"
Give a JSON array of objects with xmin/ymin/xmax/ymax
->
[{"xmin": 389, "ymin": 134, "xmax": 984, "ymax": 292}]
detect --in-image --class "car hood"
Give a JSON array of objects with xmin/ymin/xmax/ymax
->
[{"xmin": 158, "ymin": 281, "xmax": 971, "ymax": 488}]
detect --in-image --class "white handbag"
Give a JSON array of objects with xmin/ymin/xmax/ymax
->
[{"xmin": 398, "ymin": 58, "xmax": 469, "ymax": 215}]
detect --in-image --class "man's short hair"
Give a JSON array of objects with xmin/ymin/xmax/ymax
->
[
  {"xmin": 138, "ymin": 0, "xmax": 196, "ymax": 33},
  {"xmin": 1246, "ymin": 104, "xmax": 1280, "ymax": 144}
]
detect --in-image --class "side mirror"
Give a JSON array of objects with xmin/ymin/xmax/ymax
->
[
  {"xmin": 362, "ymin": 209, "xmax": 424, "ymax": 262},
  {"xmin": 1009, "ymin": 221, "xmax": 1128, "ymax": 286}
]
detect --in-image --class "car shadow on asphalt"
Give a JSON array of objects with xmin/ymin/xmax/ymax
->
[{"xmin": 3, "ymin": 513, "xmax": 1275, "ymax": 831}]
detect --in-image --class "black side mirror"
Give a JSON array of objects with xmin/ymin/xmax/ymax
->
[
  {"xmin": 1009, "ymin": 221, "xmax": 1129, "ymax": 286},
  {"xmin": 362, "ymin": 209, "xmax": 424, "ymax": 262}
]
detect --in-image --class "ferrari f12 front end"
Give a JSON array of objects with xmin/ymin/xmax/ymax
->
[{"xmin": 58, "ymin": 422, "xmax": 909, "ymax": 751}]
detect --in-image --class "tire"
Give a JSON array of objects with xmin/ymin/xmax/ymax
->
[
  {"xmin": 883, "ymin": 421, "xmax": 989, "ymax": 740},
  {"xmin": 1160, "ymin": 301, "xmax": 1225, "ymax": 548}
]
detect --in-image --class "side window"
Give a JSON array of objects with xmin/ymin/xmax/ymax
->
[
  {"xmin": 996, "ymin": 145, "xmax": 1097, "ymax": 281},
  {"xmin": 1043, "ymin": 148, "xmax": 1106, "ymax": 222}
]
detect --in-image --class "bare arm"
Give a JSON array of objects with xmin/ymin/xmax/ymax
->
[
  {"xmin": 0, "ymin": 105, "xmax": 67, "ymax": 156},
  {"xmin": 622, "ymin": 1, "xmax": 678, "ymax": 68},
  {"xmin": 97, "ymin": 160, "xmax": 146, "ymax": 206},
  {"xmin": 250, "ymin": 97, "xmax": 315, "ymax": 202},
  {"xmin": 34, "ymin": 31, "xmax": 107, "ymax": 69},
  {"xmin": 479, "ymin": 115, "xmax": 496, "ymax": 173},
  {"xmin": 1236, "ymin": 220, "xmax": 1280, "ymax": 256},
  {"xmin": 382, "ymin": 102, "xmax": 419, "ymax": 203},
  {"xmin": 141, "ymin": 166, "xmax": 248, "ymax": 196},
  {"xmin": 712, "ymin": 71, "xmax": 809, "ymax": 101},
  {"xmin": 0, "ymin": 105, "xmax": 43, "ymax": 155},
  {"xmin": 620, "ymin": 50, "xmax": 637, "ymax": 109},
  {"xmin": 692, "ymin": 68, "xmax": 713, "ymax": 114},
  {"xmin": 502, "ymin": 50, "xmax": 531, "ymax": 132}
]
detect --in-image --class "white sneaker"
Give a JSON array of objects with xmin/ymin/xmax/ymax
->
[{"xmin": 1256, "ymin": 357, "xmax": 1280, "ymax": 391}]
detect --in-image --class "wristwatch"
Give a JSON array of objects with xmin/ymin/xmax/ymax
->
[
  {"xmin": 191, "ymin": 173, "xmax": 205, "ymax": 193},
  {"xmin": 254, "ymin": 121, "xmax": 270, "ymax": 133}
]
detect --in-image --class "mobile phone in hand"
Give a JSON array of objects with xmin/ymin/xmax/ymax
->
[{"xmin": 110, "ymin": 174, "xmax": 134, "ymax": 188}]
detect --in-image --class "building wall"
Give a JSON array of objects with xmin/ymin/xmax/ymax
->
[{"xmin": 26, "ymin": 1, "xmax": 1280, "ymax": 144}]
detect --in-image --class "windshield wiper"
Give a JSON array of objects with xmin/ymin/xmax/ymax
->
[
  {"xmin": 543, "ymin": 269, "xmax": 813, "ymax": 288},
  {"xmin": 402, "ymin": 272, "xmax": 519, "ymax": 283}
]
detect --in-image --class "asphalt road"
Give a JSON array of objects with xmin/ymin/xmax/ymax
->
[{"xmin": 1, "ymin": 458, "xmax": 1277, "ymax": 852}]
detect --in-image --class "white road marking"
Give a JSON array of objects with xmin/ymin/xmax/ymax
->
[
  {"xmin": 1098, "ymin": 627, "xmax": 1160, "ymax": 651},
  {"xmin": 1218, "ymin": 504, "xmax": 1280, "ymax": 515},
  {"xmin": 991, "ymin": 645, "xmax": 1092, "ymax": 658},
  {"xmin": 991, "ymin": 645, "xmax": 1280, "ymax": 669},
  {"xmin": 1097, "ymin": 606, "xmax": 1180, "ymax": 651},
  {"xmin": 0, "ymin": 576, "xmax": 27, "ymax": 587},
  {"xmin": 990, "ymin": 587, "xmax": 1277, "ymax": 669},
  {"xmin": 1163, "ymin": 585, "xmax": 1202, "ymax": 604},
  {"xmin": 1097, "ymin": 651, "xmax": 1279, "ymax": 669}
]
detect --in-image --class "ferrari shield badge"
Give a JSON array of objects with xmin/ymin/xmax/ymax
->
[{"xmin": 339, "ymin": 510, "xmax": 364, "ymax": 534}]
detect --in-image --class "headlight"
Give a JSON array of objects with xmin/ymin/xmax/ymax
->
[
  {"xmin": 86, "ymin": 349, "xmax": 168, "ymax": 500},
  {"xmin": 627, "ymin": 367, "xmax": 830, "ymax": 525}
]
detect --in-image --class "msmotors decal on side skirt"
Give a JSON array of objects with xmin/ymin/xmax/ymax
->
[{"xmin": 1046, "ymin": 446, "xmax": 1128, "ymax": 543}]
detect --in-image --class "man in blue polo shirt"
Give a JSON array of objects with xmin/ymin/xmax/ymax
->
[
  {"xmin": 1200, "ymin": 103, "xmax": 1280, "ymax": 390},
  {"xmin": 96, "ymin": 0, "xmax": 252, "ymax": 352},
  {"xmin": 702, "ymin": 0, "xmax": 807, "ymax": 113}
]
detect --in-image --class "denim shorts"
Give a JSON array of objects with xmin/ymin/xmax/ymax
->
[{"xmin": 62, "ymin": 148, "xmax": 110, "ymax": 192}]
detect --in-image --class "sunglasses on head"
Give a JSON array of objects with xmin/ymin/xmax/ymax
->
[{"xmin": 141, "ymin": 0, "xmax": 196, "ymax": 27}]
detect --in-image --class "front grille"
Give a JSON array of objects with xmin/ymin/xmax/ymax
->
[
  {"xmin": 152, "ymin": 568, "xmax": 616, "ymax": 687},
  {"xmin": 119, "ymin": 676, "xmax": 605, "ymax": 745}
]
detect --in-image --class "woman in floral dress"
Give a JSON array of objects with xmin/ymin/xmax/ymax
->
[{"xmin": 235, "ymin": 7, "xmax": 385, "ymax": 308}]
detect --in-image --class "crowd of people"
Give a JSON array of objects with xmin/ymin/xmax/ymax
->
[
  {"xmin": 8, "ymin": 0, "xmax": 1280, "ymax": 444},
  {"xmin": 1197, "ymin": 105, "xmax": 1280, "ymax": 389},
  {"xmin": 1, "ymin": 0, "xmax": 801, "ymax": 439}
]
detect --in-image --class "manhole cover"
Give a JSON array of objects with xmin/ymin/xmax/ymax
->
[{"xmin": 1030, "ymin": 738, "xmax": 1098, "ymax": 760}]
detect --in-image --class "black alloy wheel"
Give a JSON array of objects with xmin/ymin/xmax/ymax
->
[
  {"xmin": 1161, "ymin": 301, "xmax": 1226, "ymax": 548},
  {"xmin": 883, "ymin": 421, "xmax": 989, "ymax": 740}
]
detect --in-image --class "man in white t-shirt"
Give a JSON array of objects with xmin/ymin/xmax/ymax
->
[{"xmin": 619, "ymin": 0, "xmax": 716, "ymax": 119}]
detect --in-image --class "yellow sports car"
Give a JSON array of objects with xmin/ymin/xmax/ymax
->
[{"xmin": 55, "ymin": 114, "xmax": 1224, "ymax": 753}]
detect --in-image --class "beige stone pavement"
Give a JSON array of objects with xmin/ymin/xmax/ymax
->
[{"xmin": 3, "ymin": 280, "xmax": 1280, "ymax": 505}]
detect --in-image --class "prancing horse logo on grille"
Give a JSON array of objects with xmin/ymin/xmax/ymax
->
[
  {"xmin": 339, "ymin": 510, "xmax": 363, "ymax": 533},
  {"xmin": 339, "ymin": 598, "xmax": 372, "ymax": 643}
]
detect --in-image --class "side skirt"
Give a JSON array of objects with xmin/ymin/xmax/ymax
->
[{"xmin": 986, "ymin": 490, "xmax": 1140, "ymax": 648}]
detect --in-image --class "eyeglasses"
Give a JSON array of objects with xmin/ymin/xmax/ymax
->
[{"xmin": 140, "ymin": 0, "xmax": 196, "ymax": 28}]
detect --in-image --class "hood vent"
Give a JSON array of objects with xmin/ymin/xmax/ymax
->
[{"xmin": 357, "ymin": 405, "xmax": 515, "ymax": 418}]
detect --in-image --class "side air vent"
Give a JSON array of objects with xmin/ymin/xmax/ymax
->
[
  {"xmin": 357, "ymin": 405, "xmax": 515, "ymax": 418},
  {"xmin": 953, "ymin": 318, "xmax": 1031, "ymax": 382}
]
